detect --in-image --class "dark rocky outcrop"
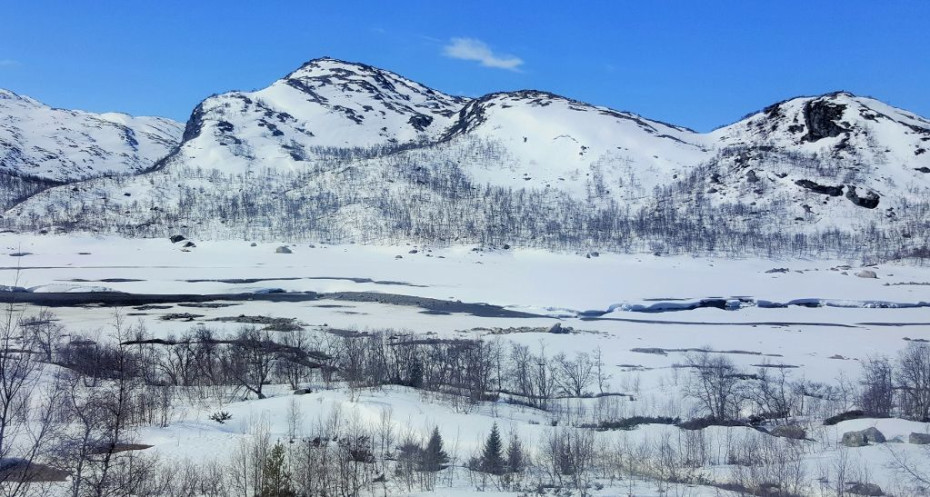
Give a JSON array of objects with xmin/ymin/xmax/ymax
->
[
  {"xmin": 548, "ymin": 322, "xmax": 570, "ymax": 334},
  {"xmin": 845, "ymin": 185, "xmax": 880, "ymax": 209},
  {"xmin": 803, "ymin": 99, "xmax": 848, "ymax": 142},
  {"xmin": 796, "ymin": 179, "xmax": 844, "ymax": 196},
  {"xmin": 181, "ymin": 102, "xmax": 206, "ymax": 142},
  {"xmin": 408, "ymin": 114, "xmax": 433, "ymax": 131}
]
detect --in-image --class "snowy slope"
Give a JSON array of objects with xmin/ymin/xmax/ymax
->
[
  {"xmin": 0, "ymin": 89, "xmax": 183, "ymax": 181},
  {"xmin": 622, "ymin": 91, "xmax": 930, "ymax": 239},
  {"xmin": 435, "ymin": 90, "xmax": 710, "ymax": 200},
  {"xmin": 163, "ymin": 58, "xmax": 712, "ymax": 197},
  {"xmin": 157, "ymin": 60, "xmax": 930, "ymax": 217},
  {"xmin": 694, "ymin": 92, "xmax": 930, "ymax": 226},
  {"xmin": 170, "ymin": 57, "xmax": 467, "ymax": 174},
  {"xmin": 7, "ymin": 232, "xmax": 930, "ymax": 497},
  {"xmin": 713, "ymin": 91, "xmax": 930, "ymax": 171}
]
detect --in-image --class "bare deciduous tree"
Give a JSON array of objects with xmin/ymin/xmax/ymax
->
[
  {"xmin": 897, "ymin": 343, "xmax": 930, "ymax": 421},
  {"xmin": 684, "ymin": 351, "xmax": 745, "ymax": 421},
  {"xmin": 860, "ymin": 356, "xmax": 894, "ymax": 418}
]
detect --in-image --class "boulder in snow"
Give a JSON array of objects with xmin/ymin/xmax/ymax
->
[
  {"xmin": 549, "ymin": 323, "xmax": 572, "ymax": 334},
  {"xmin": 856, "ymin": 269, "xmax": 878, "ymax": 279},
  {"xmin": 842, "ymin": 427, "xmax": 885, "ymax": 447},
  {"xmin": 770, "ymin": 424, "xmax": 806, "ymax": 440},
  {"xmin": 909, "ymin": 432, "xmax": 930, "ymax": 445},
  {"xmin": 275, "ymin": 246, "xmax": 292, "ymax": 254},
  {"xmin": 845, "ymin": 482, "xmax": 883, "ymax": 496},
  {"xmin": 842, "ymin": 431, "xmax": 868, "ymax": 447}
]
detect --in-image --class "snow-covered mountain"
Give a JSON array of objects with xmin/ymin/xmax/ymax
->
[
  {"xmin": 658, "ymin": 91, "xmax": 930, "ymax": 232},
  {"xmin": 162, "ymin": 57, "xmax": 712, "ymax": 200},
  {"xmin": 434, "ymin": 90, "xmax": 711, "ymax": 200},
  {"xmin": 0, "ymin": 89, "xmax": 183, "ymax": 182},
  {"xmin": 171, "ymin": 58, "xmax": 465, "ymax": 173},
  {"xmin": 3, "ymin": 58, "xmax": 929, "ymax": 258},
  {"xmin": 714, "ymin": 91, "xmax": 930, "ymax": 169}
]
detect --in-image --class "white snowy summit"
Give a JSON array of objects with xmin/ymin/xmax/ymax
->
[
  {"xmin": 0, "ymin": 89, "xmax": 183, "ymax": 182},
  {"xmin": 172, "ymin": 57, "xmax": 466, "ymax": 173}
]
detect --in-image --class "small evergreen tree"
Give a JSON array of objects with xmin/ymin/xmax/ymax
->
[
  {"xmin": 408, "ymin": 357, "xmax": 424, "ymax": 388},
  {"xmin": 420, "ymin": 426, "xmax": 449, "ymax": 471},
  {"xmin": 480, "ymin": 423, "xmax": 505, "ymax": 475},
  {"xmin": 506, "ymin": 432, "xmax": 525, "ymax": 474},
  {"xmin": 260, "ymin": 442, "xmax": 296, "ymax": 497}
]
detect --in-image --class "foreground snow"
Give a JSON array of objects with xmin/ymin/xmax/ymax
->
[{"xmin": 4, "ymin": 233, "xmax": 930, "ymax": 496}]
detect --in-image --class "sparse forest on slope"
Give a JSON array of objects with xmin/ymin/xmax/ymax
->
[{"xmin": 2, "ymin": 58, "xmax": 929, "ymax": 259}]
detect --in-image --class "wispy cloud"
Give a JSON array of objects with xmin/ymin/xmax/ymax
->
[
  {"xmin": 0, "ymin": 59, "xmax": 20, "ymax": 67},
  {"xmin": 442, "ymin": 38, "xmax": 523, "ymax": 71}
]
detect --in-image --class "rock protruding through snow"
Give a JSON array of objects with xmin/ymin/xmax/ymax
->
[{"xmin": 842, "ymin": 427, "xmax": 886, "ymax": 447}]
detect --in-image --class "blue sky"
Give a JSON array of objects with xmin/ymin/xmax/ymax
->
[{"xmin": 1, "ymin": 1, "xmax": 927, "ymax": 131}]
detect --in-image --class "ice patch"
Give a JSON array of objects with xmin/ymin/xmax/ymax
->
[{"xmin": 28, "ymin": 284, "xmax": 114, "ymax": 293}]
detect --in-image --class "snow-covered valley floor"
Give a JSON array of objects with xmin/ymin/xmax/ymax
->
[{"xmin": 3, "ymin": 233, "xmax": 930, "ymax": 496}]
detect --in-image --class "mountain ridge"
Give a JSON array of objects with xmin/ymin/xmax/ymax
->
[
  {"xmin": 2, "ymin": 57, "xmax": 928, "ymax": 259},
  {"xmin": 0, "ymin": 88, "xmax": 183, "ymax": 182}
]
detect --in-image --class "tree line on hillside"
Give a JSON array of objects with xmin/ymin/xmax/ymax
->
[
  {"xmin": 0, "ymin": 172, "xmax": 60, "ymax": 210},
  {"xmin": 2, "ymin": 136, "xmax": 928, "ymax": 261}
]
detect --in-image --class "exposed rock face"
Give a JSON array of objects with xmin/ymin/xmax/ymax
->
[
  {"xmin": 796, "ymin": 179, "xmax": 844, "ymax": 196},
  {"xmin": 181, "ymin": 102, "xmax": 206, "ymax": 142},
  {"xmin": 803, "ymin": 99, "xmax": 848, "ymax": 142},
  {"xmin": 407, "ymin": 114, "xmax": 434, "ymax": 131},
  {"xmin": 846, "ymin": 185, "xmax": 880, "ymax": 209}
]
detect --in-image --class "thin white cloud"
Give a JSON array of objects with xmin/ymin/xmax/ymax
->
[
  {"xmin": 442, "ymin": 38, "xmax": 523, "ymax": 71},
  {"xmin": 0, "ymin": 59, "xmax": 19, "ymax": 67}
]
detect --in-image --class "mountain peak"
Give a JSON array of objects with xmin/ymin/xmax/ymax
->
[
  {"xmin": 169, "ymin": 57, "xmax": 468, "ymax": 170},
  {"xmin": 821, "ymin": 90, "xmax": 857, "ymax": 99},
  {"xmin": 0, "ymin": 88, "xmax": 42, "ymax": 106},
  {"xmin": 286, "ymin": 57, "xmax": 382, "ymax": 79}
]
